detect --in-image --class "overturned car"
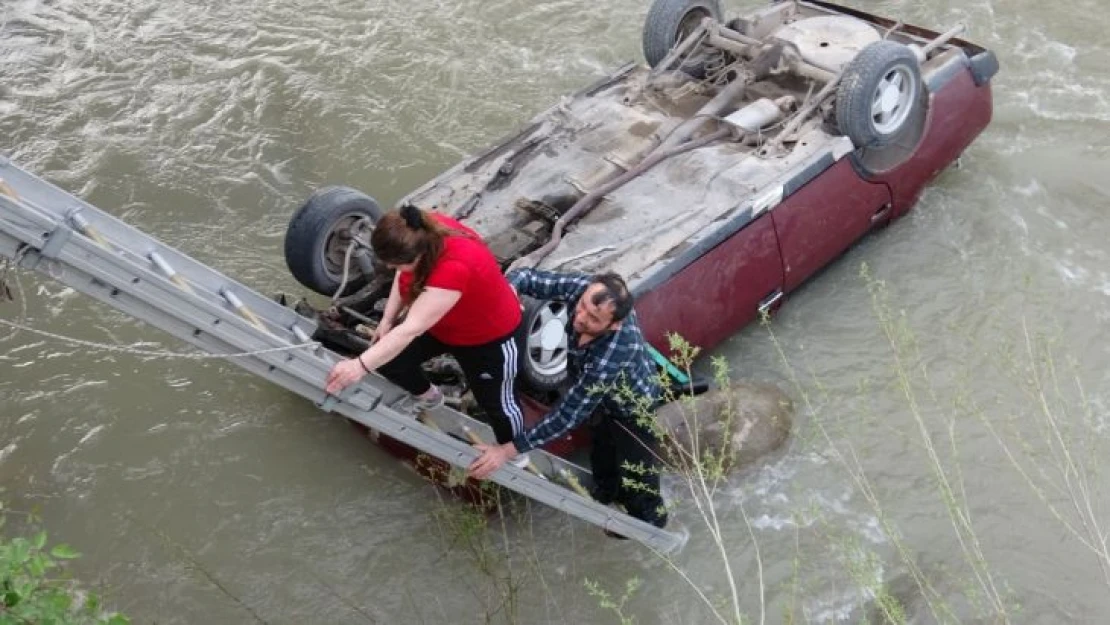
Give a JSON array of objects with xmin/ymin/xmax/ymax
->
[{"xmin": 281, "ymin": 0, "xmax": 996, "ymax": 467}]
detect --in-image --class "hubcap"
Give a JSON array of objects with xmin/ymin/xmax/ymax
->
[
  {"xmin": 321, "ymin": 214, "xmax": 372, "ymax": 279},
  {"xmin": 870, "ymin": 65, "xmax": 916, "ymax": 135},
  {"xmin": 526, "ymin": 302, "xmax": 569, "ymax": 376}
]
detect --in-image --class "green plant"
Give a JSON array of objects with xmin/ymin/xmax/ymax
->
[
  {"xmin": 420, "ymin": 454, "xmax": 554, "ymax": 625},
  {"xmin": 0, "ymin": 514, "xmax": 128, "ymax": 625},
  {"xmin": 584, "ymin": 577, "xmax": 641, "ymax": 625},
  {"xmin": 646, "ymin": 340, "xmax": 757, "ymax": 625}
]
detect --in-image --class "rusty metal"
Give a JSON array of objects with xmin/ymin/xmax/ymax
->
[{"xmin": 922, "ymin": 23, "xmax": 967, "ymax": 55}]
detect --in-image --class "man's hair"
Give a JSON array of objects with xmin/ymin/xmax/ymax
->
[{"xmin": 588, "ymin": 272, "xmax": 633, "ymax": 323}]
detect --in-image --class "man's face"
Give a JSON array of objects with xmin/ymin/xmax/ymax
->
[{"xmin": 572, "ymin": 283, "xmax": 619, "ymax": 337}]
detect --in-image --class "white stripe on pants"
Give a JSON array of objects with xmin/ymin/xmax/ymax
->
[{"xmin": 499, "ymin": 337, "xmax": 524, "ymax": 436}]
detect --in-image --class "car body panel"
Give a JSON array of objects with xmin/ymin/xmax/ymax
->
[
  {"xmin": 636, "ymin": 213, "xmax": 783, "ymax": 351},
  {"xmin": 772, "ymin": 159, "xmax": 892, "ymax": 293}
]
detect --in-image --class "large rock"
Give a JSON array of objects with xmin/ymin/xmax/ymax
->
[{"xmin": 655, "ymin": 382, "xmax": 793, "ymax": 471}]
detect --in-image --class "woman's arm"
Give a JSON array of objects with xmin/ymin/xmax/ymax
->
[
  {"xmin": 359, "ymin": 287, "xmax": 460, "ymax": 370},
  {"xmin": 324, "ymin": 287, "xmax": 461, "ymax": 394},
  {"xmin": 376, "ymin": 272, "xmax": 404, "ymax": 338}
]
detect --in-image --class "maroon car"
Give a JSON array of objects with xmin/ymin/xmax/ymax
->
[{"xmin": 283, "ymin": 0, "xmax": 996, "ymax": 467}]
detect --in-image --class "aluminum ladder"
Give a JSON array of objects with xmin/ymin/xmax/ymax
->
[{"xmin": 0, "ymin": 156, "xmax": 683, "ymax": 552}]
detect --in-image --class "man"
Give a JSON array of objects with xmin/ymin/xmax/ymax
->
[{"xmin": 467, "ymin": 269, "xmax": 668, "ymax": 530}]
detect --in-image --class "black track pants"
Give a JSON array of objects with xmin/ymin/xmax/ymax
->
[{"xmin": 376, "ymin": 329, "xmax": 525, "ymax": 444}]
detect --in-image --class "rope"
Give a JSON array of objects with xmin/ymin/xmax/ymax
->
[
  {"xmin": 331, "ymin": 217, "xmax": 374, "ymax": 305},
  {"xmin": 0, "ymin": 316, "xmax": 320, "ymax": 360},
  {"xmin": 331, "ymin": 239, "xmax": 358, "ymax": 305}
]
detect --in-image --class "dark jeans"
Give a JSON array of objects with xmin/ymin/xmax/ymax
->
[
  {"xmin": 377, "ymin": 328, "xmax": 524, "ymax": 445},
  {"xmin": 590, "ymin": 412, "xmax": 667, "ymax": 528}
]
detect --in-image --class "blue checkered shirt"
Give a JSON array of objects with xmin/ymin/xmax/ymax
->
[{"xmin": 507, "ymin": 269, "xmax": 662, "ymax": 453}]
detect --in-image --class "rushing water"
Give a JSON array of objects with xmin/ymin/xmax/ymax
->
[{"xmin": 2, "ymin": 0, "xmax": 1110, "ymax": 623}]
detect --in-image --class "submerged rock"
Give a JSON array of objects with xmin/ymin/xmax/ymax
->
[{"xmin": 656, "ymin": 381, "xmax": 793, "ymax": 472}]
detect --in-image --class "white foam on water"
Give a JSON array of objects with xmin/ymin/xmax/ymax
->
[
  {"xmin": 1053, "ymin": 258, "xmax": 1089, "ymax": 284},
  {"xmin": 61, "ymin": 380, "xmax": 107, "ymax": 394},
  {"xmin": 216, "ymin": 420, "xmax": 248, "ymax": 435},
  {"xmin": 2, "ymin": 342, "xmax": 40, "ymax": 357},
  {"xmin": 1034, "ymin": 205, "xmax": 1070, "ymax": 231},
  {"xmin": 1000, "ymin": 24, "xmax": 1110, "ymax": 123},
  {"xmin": 751, "ymin": 513, "xmax": 796, "ymax": 531},
  {"xmin": 722, "ymin": 450, "xmax": 890, "ymax": 548},
  {"xmin": 1007, "ymin": 211, "xmax": 1029, "ymax": 235},
  {"xmin": 1013, "ymin": 179, "xmax": 1043, "ymax": 197},
  {"xmin": 78, "ymin": 424, "xmax": 104, "ymax": 445},
  {"xmin": 805, "ymin": 589, "xmax": 872, "ymax": 623},
  {"xmin": 1012, "ymin": 29, "xmax": 1078, "ymax": 65},
  {"xmin": 1091, "ymin": 396, "xmax": 1109, "ymax": 435}
]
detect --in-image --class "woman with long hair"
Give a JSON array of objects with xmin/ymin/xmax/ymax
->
[{"xmin": 325, "ymin": 204, "xmax": 525, "ymax": 445}]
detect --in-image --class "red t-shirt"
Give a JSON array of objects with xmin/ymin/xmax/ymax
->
[{"xmin": 396, "ymin": 214, "xmax": 521, "ymax": 346}]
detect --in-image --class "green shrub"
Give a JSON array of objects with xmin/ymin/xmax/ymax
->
[{"xmin": 0, "ymin": 515, "xmax": 128, "ymax": 625}]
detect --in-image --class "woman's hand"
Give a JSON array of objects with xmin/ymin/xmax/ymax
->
[
  {"xmin": 467, "ymin": 442, "xmax": 520, "ymax": 480},
  {"xmin": 325, "ymin": 357, "xmax": 368, "ymax": 394},
  {"xmin": 326, "ymin": 288, "xmax": 458, "ymax": 398},
  {"xmin": 374, "ymin": 319, "xmax": 393, "ymax": 342}
]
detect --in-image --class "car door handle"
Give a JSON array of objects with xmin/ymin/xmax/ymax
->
[
  {"xmin": 758, "ymin": 289, "xmax": 783, "ymax": 316},
  {"xmin": 871, "ymin": 204, "xmax": 892, "ymax": 225}
]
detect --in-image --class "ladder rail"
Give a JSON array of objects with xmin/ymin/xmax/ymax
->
[
  {"xmin": 0, "ymin": 157, "xmax": 309, "ymax": 338},
  {"xmin": 0, "ymin": 159, "xmax": 684, "ymax": 552}
]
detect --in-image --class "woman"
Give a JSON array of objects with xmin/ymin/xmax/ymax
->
[{"xmin": 325, "ymin": 204, "xmax": 525, "ymax": 445}]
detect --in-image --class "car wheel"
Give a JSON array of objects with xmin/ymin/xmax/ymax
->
[
  {"xmin": 642, "ymin": 0, "xmax": 723, "ymax": 69},
  {"xmin": 284, "ymin": 186, "xmax": 383, "ymax": 296},
  {"xmin": 835, "ymin": 40, "xmax": 924, "ymax": 148},
  {"xmin": 515, "ymin": 296, "xmax": 569, "ymax": 393}
]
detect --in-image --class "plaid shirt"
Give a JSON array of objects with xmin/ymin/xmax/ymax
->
[{"xmin": 507, "ymin": 269, "xmax": 662, "ymax": 453}]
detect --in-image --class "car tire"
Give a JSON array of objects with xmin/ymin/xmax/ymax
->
[
  {"xmin": 515, "ymin": 296, "xmax": 570, "ymax": 394},
  {"xmin": 642, "ymin": 0, "xmax": 723, "ymax": 69},
  {"xmin": 284, "ymin": 186, "xmax": 384, "ymax": 296},
  {"xmin": 835, "ymin": 40, "xmax": 924, "ymax": 148}
]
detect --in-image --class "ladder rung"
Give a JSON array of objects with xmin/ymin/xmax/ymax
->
[{"xmin": 148, "ymin": 251, "xmax": 195, "ymax": 294}]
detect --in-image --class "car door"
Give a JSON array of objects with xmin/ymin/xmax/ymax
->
[
  {"xmin": 635, "ymin": 212, "xmax": 784, "ymax": 353},
  {"xmin": 771, "ymin": 158, "xmax": 893, "ymax": 293}
]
